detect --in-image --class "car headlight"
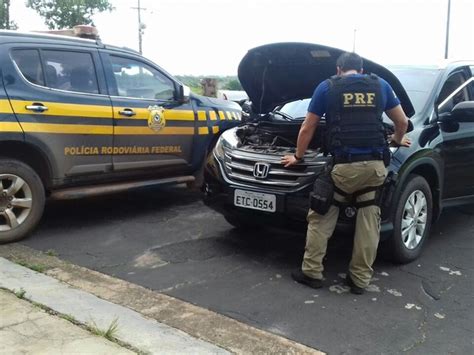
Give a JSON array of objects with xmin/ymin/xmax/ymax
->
[
  {"xmin": 214, "ymin": 135, "xmax": 226, "ymax": 160},
  {"xmin": 213, "ymin": 128, "xmax": 239, "ymax": 161}
]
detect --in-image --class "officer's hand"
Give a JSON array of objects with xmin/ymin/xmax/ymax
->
[
  {"xmin": 281, "ymin": 155, "xmax": 298, "ymax": 168},
  {"xmin": 390, "ymin": 135, "xmax": 412, "ymax": 148}
]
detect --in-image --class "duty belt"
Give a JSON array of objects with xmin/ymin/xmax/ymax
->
[{"xmin": 333, "ymin": 153, "xmax": 383, "ymax": 164}]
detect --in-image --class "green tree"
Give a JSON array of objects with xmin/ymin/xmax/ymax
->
[
  {"xmin": 26, "ymin": 0, "xmax": 113, "ymax": 30},
  {"xmin": 0, "ymin": 0, "xmax": 17, "ymax": 29},
  {"xmin": 224, "ymin": 79, "xmax": 243, "ymax": 90}
]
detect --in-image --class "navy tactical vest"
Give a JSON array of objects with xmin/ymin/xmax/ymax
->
[{"xmin": 325, "ymin": 74, "xmax": 387, "ymax": 162}]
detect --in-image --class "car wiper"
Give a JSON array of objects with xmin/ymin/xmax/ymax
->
[{"xmin": 272, "ymin": 110, "xmax": 293, "ymax": 121}]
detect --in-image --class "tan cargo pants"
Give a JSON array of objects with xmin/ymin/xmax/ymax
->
[{"xmin": 302, "ymin": 160, "xmax": 387, "ymax": 288}]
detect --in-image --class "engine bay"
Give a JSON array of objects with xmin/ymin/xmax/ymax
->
[{"xmin": 235, "ymin": 120, "xmax": 325, "ymax": 155}]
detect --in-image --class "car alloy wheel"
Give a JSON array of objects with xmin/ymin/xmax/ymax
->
[
  {"xmin": 0, "ymin": 174, "xmax": 33, "ymax": 232},
  {"xmin": 401, "ymin": 190, "xmax": 428, "ymax": 250},
  {"xmin": 387, "ymin": 174, "xmax": 433, "ymax": 264}
]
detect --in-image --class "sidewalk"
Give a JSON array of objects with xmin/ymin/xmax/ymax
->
[
  {"xmin": 0, "ymin": 257, "xmax": 229, "ymax": 354},
  {"xmin": 0, "ymin": 289, "xmax": 133, "ymax": 354},
  {"xmin": 0, "ymin": 245, "xmax": 323, "ymax": 355}
]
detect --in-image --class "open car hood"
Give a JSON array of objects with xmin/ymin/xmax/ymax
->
[{"xmin": 238, "ymin": 42, "xmax": 415, "ymax": 117}]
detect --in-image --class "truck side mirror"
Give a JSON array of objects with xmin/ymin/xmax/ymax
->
[{"xmin": 177, "ymin": 84, "xmax": 191, "ymax": 103}]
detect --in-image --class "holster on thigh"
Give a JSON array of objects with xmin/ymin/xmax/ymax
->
[{"xmin": 309, "ymin": 166, "xmax": 334, "ymax": 215}]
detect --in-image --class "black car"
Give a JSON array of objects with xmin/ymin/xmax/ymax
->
[{"xmin": 203, "ymin": 42, "xmax": 474, "ymax": 263}]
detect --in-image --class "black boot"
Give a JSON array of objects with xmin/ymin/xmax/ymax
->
[
  {"xmin": 291, "ymin": 269, "xmax": 323, "ymax": 289},
  {"xmin": 345, "ymin": 274, "xmax": 365, "ymax": 295}
]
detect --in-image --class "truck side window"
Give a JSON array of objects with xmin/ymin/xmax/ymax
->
[
  {"xmin": 11, "ymin": 49, "xmax": 45, "ymax": 86},
  {"xmin": 110, "ymin": 56, "xmax": 175, "ymax": 101},
  {"xmin": 42, "ymin": 50, "xmax": 99, "ymax": 94}
]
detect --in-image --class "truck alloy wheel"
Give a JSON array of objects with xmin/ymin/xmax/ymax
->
[
  {"xmin": 0, "ymin": 160, "xmax": 45, "ymax": 243},
  {"xmin": 0, "ymin": 174, "xmax": 33, "ymax": 231}
]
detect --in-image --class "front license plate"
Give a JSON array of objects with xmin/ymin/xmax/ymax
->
[{"xmin": 234, "ymin": 189, "xmax": 276, "ymax": 212}]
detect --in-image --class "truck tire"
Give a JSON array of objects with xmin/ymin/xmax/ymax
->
[
  {"xmin": 0, "ymin": 159, "xmax": 45, "ymax": 243},
  {"xmin": 388, "ymin": 174, "xmax": 433, "ymax": 263}
]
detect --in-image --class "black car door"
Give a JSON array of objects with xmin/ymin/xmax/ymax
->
[{"xmin": 437, "ymin": 68, "xmax": 474, "ymax": 199}]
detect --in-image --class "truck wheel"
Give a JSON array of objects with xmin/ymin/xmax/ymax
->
[
  {"xmin": 389, "ymin": 174, "xmax": 433, "ymax": 263},
  {"xmin": 0, "ymin": 159, "xmax": 45, "ymax": 243}
]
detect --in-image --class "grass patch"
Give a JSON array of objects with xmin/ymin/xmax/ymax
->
[
  {"xmin": 32, "ymin": 301, "xmax": 50, "ymax": 312},
  {"xmin": 60, "ymin": 313, "xmax": 77, "ymax": 323},
  {"xmin": 88, "ymin": 318, "xmax": 120, "ymax": 341},
  {"xmin": 17, "ymin": 260, "xmax": 47, "ymax": 273},
  {"xmin": 13, "ymin": 288, "xmax": 26, "ymax": 299},
  {"xmin": 45, "ymin": 249, "xmax": 58, "ymax": 257}
]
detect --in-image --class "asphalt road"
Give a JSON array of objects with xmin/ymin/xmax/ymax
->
[{"xmin": 21, "ymin": 185, "xmax": 473, "ymax": 355}]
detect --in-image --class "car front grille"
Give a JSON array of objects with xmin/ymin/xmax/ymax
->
[{"xmin": 222, "ymin": 146, "xmax": 328, "ymax": 189}]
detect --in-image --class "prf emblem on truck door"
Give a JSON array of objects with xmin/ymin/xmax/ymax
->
[{"xmin": 147, "ymin": 105, "xmax": 166, "ymax": 131}]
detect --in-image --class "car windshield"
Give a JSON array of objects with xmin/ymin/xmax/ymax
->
[
  {"xmin": 277, "ymin": 98, "xmax": 311, "ymax": 119},
  {"xmin": 389, "ymin": 66, "xmax": 441, "ymax": 114}
]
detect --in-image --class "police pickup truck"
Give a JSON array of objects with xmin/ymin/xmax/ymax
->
[{"xmin": 0, "ymin": 28, "xmax": 241, "ymax": 243}]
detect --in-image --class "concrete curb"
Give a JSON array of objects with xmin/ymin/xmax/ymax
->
[
  {"xmin": 0, "ymin": 244, "xmax": 324, "ymax": 355},
  {"xmin": 0, "ymin": 257, "xmax": 229, "ymax": 354}
]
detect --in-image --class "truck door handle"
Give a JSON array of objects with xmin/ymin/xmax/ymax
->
[
  {"xmin": 25, "ymin": 103, "xmax": 48, "ymax": 113},
  {"xmin": 118, "ymin": 108, "xmax": 136, "ymax": 117}
]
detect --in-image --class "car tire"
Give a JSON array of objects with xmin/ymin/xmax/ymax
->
[
  {"xmin": 388, "ymin": 174, "xmax": 433, "ymax": 263},
  {"xmin": 0, "ymin": 159, "xmax": 45, "ymax": 244},
  {"xmin": 224, "ymin": 213, "xmax": 262, "ymax": 230}
]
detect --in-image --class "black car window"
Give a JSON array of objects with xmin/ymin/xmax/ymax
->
[
  {"xmin": 110, "ymin": 56, "xmax": 175, "ymax": 101},
  {"xmin": 11, "ymin": 49, "xmax": 45, "ymax": 86},
  {"xmin": 41, "ymin": 50, "xmax": 99, "ymax": 94},
  {"xmin": 438, "ymin": 72, "xmax": 469, "ymax": 113}
]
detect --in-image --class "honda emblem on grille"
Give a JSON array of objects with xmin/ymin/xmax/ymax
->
[{"xmin": 253, "ymin": 162, "xmax": 270, "ymax": 179}]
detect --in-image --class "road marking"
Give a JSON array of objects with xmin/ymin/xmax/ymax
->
[{"xmin": 387, "ymin": 289, "xmax": 403, "ymax": 297}]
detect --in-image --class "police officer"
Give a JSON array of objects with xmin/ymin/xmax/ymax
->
[{"xmin": 281, "ymin": 52, "xmax": 411, "ymax": 295}]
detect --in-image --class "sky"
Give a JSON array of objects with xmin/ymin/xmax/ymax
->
[{"xmin": 9, "ymin": 0, "xmax": 474, "ymax": 76}]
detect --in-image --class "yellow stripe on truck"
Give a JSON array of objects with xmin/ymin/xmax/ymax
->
[
  {"xmin": 20, "ymin": 123, "xmax": 113, "ymax": 135},
  {"xmin": 114, "ymin": 108, "xmax": 195, "ymax": 121},
  {"xmin": 197, "ymin": 111, "xmax": 207, "ymax": 121},
  {"xmin": 17, "ymin": 123, "xmax": 196, "ymax": 135},
  {"xmin": 10, "ymin": 100, "xmax": 112, "ymax": 118},
  {"xmin": 0, "ymin": 99, "xmax": 14, "ymax": 114},
  {"xmin": 164, "ymin": 110, "xmax": 195, "ymax": 121},
  {"xmin": 114, "ymin": 126, "xmax": 194, "ymax": 135},
  {"xmin": 0, "ymin": 122, "xmax": 23, "ymax": 132},
  {"xmin": 9, "ymin": 100, "xmax": 196, "ymax": 122},
  {"xmin": 198, "ymin": 127, "xmax": 209, "ymax": 135}
]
